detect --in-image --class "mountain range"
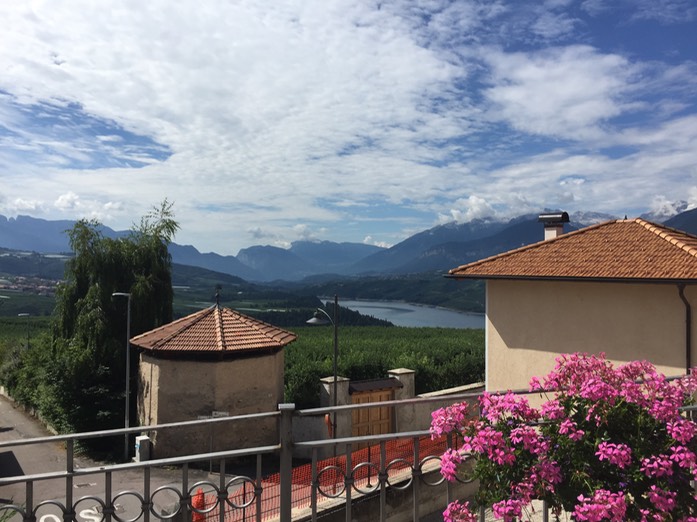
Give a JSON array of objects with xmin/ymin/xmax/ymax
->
[{"xmin": 2, "ymin": 206, "xmax": 696, "ymax": 283}]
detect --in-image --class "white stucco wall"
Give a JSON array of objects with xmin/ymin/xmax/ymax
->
[{"xmin": 486, "ymin": 280, "xmax": 697, "ymax": 392}]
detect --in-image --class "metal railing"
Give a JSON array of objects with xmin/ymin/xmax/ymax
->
[
  {"xmin": 0, "ymin": 393, "xmax": 485, "ymax": 522},
  {"xmin": 11, "ymin": 381, "xmax": 690, "ymax": 522}
]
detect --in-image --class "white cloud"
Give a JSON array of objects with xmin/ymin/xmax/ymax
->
[
  {"xmin": 54, "ymin": 192, "xmax": 80, "ymax": 211},
  {"xmin": 11, "ymin": 198, "xmax": 44, "ymax": 213},
  {"xmin": 0, "ymin": 1, "xmax": 694, "ymax": 254},
  {"xmin": 649, "ymin": 195, "xmax": 684, "ymax": 218},
  {"xmin": 292, "ymin": 224, "xmax": 318, "ymax": 242},
  {"xmin": 482, "ymin": 45, "xmax": 640, "ymax": 141},
  {"xmin": 363, "ymin": 235, "xmax": 392, "ymax": 249},
  {"xmin": 443, "ymin": 195, "xmax": 497, "ymax": 223}
]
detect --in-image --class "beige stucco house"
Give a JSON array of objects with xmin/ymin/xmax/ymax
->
[
  {"xmin": 130, "ymin": 304, "xmax": 296, "ymax": 458},
  {"xmin": 448, "ymin": 217, "xmax": 697, "ymax": 392}
]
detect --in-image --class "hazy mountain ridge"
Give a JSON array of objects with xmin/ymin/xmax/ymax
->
[{"xmin": 1, "ymin": 206, "xmax": 694, "ymax": 283}]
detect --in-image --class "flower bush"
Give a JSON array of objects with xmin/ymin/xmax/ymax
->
[{"xmin": 431, "ymin": 352, "xmax": 697, "ymax": 521}]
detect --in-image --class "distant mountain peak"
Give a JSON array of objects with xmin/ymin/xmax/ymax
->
[
  {"xmin": 569, "ymin": 211, "xmax": 617, "ymax": 226},
  {"xmin": 641, "ymin": 200, "xmax": 689, "ymax": 223},
  {"xmin": 5, "ymin": 207, "xmax": 697, "ymax": 283}
]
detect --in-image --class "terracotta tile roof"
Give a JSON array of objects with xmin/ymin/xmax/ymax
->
[
  {"xmin": 130, "ymin": 305, "xmax": 297, "ymax": 353},
  {"xmin": 448, "ymin": 218, "xmax": 697, "ymax": 282}
]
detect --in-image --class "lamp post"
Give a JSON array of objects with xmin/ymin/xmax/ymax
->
[
  {"xmin": 112, "ymin": 292, "xmax": 131, "ymax": 462},
  {"xmin": 17, "ymin": 313, "xmax": 30, "ymax": 349},
  {"xmin": 306, "ymin": 295, "xmax": 339, "ymax": 439}
]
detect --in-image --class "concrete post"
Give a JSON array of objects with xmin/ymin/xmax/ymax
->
[
  {"xmin": 388, "ymin": 368, "xmax": 416, "ymax": 432},
  {"xmin": 320, "ymin": 376, "xmax": 351, "ymax": 438},
  {"xmin": 388, "ymin": 368, "xmax": 415, "ymax": 400}
]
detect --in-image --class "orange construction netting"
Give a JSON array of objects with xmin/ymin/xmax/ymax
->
[{"xmin": 196, "ymin": 435, "xmax": 449, "ymax": 521}]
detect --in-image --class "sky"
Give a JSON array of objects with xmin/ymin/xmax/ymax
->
[{"xmin": 1, "ymin": 0, "xmax": 696, "ymax": 255}]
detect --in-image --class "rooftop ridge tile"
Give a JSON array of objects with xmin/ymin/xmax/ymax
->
[
  {"xmin": 449, "ymin": 218, "xmax": 697, "ymax": 281},
  {"xmin": 635, "ymin": 218, "xmax": 697, "ymax": 258}
]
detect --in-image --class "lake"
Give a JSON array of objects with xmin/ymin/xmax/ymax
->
[{"xmin": 337, "ymin": 299, "xmax": 485, "ymax": 329}]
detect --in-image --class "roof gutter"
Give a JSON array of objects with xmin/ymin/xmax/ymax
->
[
  {"xmin": 678, "ymin": 284, "xmax": 692, "ymax": 373},
  {"xmin": 445, "ymin": 274, "xmax": 697, "ymax": 285}
]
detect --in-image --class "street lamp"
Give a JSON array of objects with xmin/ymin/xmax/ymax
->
[
  {"xmin": 112, "ymin": 292, "xmax": 131, "ymax": 462},
  {"xmin": 17, "ymin": 313, "xmax": 30, "ymax": 349},
  {"xmin": 306, "ymin": 295, "xmax": 339, "ymax": 439}
]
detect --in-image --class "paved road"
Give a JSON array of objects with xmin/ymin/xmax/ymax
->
[{"xmin": 0, "ymin": 394, "xmax": 212, "ymax": 522}]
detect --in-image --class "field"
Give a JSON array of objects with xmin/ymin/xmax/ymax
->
[
  {"xmin": 0, "ymin": 318, "xmax": 484, "ymax": 410},
  {"xmin": 285, "ymin": 326, "xmax": 484, "ymax": 407}
]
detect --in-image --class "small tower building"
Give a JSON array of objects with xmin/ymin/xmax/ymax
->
[{"xmin": 131, "ymin": 304, "xmax": 297, "ymax": 458}]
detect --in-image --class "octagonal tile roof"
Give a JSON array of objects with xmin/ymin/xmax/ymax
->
[{"xmin": 130, "ymin": 305, "xmax": 297, "ymax": 353}]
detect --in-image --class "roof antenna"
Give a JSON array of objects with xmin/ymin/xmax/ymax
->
[{"xmin": 215, "ymin": 284, "xmax": 222, "ymax": 307}]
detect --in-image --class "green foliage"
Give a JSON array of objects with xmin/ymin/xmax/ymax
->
[
  {"xmin": 285, "ymin": 326, "xmax": 484, "ymax": 408},
  {"xmin": 248, "ymin": 301, "xmax": 393, "ymax": 328},
  {"xmin": 2, "ymin": 201, "xmax": 179, "ymax": 446}
]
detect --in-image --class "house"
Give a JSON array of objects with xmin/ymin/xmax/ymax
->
[
  {"xmin": 448, "ymin": 216, "xmax": 697, "ymax": 392},
  {"xmin": 130, "ymin": 303, "xmax": 297, "ymax": 458}
]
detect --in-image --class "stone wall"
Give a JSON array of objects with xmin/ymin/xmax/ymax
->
[{"xmin": 138, "ymin": 350, "xmax": 284, "ymax": 459}]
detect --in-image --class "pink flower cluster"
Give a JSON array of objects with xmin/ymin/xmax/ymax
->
[
  {"xmin": 574, "ymin": 489, "xmax": 626, "ymax": 521},
  {"xmin": 442, "ymin": 500, "xmax": 478, "ymax": 522},
  {"xmin": 462, "ymin": 424, "xmax": 517, "ymax": 466},
  {"xmin": 595, "ymin": 442, "xmax": 632, "ymax": 469},
  {"xmin": 431, "ymin": 352, "xmax": 697, "ymax": 521},
  {"xmin": 430, "ymin": 402, "xmax": 469, "ymax": 438}
]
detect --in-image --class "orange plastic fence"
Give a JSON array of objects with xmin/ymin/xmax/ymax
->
[{"xmin": 198, "ymin": 435, "xmax": 448, "ymax": 521}]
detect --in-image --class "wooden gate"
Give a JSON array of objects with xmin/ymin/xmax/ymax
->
[{"xmin": 351, "ymin": 388, "xmax": 394, "ymax": 440}]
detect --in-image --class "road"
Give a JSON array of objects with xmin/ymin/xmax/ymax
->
[{"xmin": 0, "ymin": 394, "xmax": 212, "ymax": 522}]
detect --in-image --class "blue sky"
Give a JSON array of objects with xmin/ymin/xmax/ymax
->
[{"xmin": 0, "ymin": 0, "xmax": 696, "ymax": 255}]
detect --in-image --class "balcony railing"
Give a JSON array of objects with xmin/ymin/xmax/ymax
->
[
  {"xmin": 0, "ymin": 392, "xmax": 486, "ymax": 522},
  {"xmin": 12, "ymin": 384, "xmax": 687, "ymax": 522}
]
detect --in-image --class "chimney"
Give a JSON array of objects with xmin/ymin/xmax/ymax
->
[{"xmin": 538, "ymin": 211, "xmax": 569, "ymax": 240}]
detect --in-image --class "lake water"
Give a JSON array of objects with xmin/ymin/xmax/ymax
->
[{"xmin": 338, "ymin": 299, "xmax": 485, "ymax": 329}]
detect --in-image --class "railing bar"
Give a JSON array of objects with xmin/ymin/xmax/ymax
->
[
  {"xmin": 0, "ymin": 411, "xmax": 281, "ymax": 449},
  {"xmin": 182, "ymin": 463, "xmax": 191, "ymax": 522},
  {"xmin": 278, "ymin": 404, "xmax": 294, "ymax": 522},
  {"xmin": 25, "ymin": 480, "xmax": 34, "ymax": 522},
  {"xmin": 105, "ymin": 471, "xmax": 112, "ymax": 522},
  {"xmin": 542, "ymin": 499, "xmax": 549, "ymax": 522},
  {"xmin": 0, "ymin": 446, "xmax": 280, "ymax": 486},
  {"xmin": 218, "ymin": 460, "xmax": 225, "ymax": 522},
  {"xmin": 65, "ymin": 439, "xmax": 74, "ymax": 521},
  {"xmin": 295, "ymin": 387, "xmax": 488, "ymax": 416},
  {"xmin": 255, "ymin": 453, "xmax": 262, "ymax": 522},
  {"xmin": 379, "ymin": 441, "xmax": 386, "ymax": 522},
  {"xmin": 344, "ymin": 443, "xmax": 352, "ymax": 522},
  {"xmin": 412, "ymin": 437, "xmax": 420, "ymax": 522},
  {"xmin": 143, "ymin": 467, "xmax": 151, "ymax": 522},
  {"xmin": 446, "ymin": 433, "xmax": 453, "ymax": 507},
  {"xmin": 310, "ymin": 447, "xmax": 318, "ymax": 522},
  {"xmin": 295, "ymin": 430, "xmax": 431, "ymax": 448}
]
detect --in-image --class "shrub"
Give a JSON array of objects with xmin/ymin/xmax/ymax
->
[{"xmin": 432, "ymin": 352, "xmax": 697, "ymax": 521}]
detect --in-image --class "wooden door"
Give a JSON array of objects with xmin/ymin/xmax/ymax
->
[{"xmin": 351, "ymin": 389, "xmax": 394, "ymax": 443}]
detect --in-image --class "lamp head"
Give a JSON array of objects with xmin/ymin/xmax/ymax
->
[{"xmin": 306, "ymin": 309, "xmax": 332, "ymax": 325}]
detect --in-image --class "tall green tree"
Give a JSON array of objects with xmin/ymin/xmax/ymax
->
[{"xmin": 44, "ymin": 200, "xmax": 178, "ymax": 435}]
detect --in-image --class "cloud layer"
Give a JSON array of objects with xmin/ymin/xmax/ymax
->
[{"xmin": 0, "ymin": 0, "xmax": 695, "ymax": 253}]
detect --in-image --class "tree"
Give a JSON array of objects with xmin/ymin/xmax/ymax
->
[{"xmin": 18, "ymin": 201, "xmax": 179, "ymax": 438}]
